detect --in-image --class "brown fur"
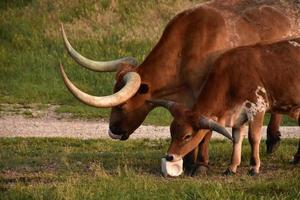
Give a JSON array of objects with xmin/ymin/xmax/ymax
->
[
  {"xmin": 108, "ymin": 0, "xmax": 300, "ymax": 172},
  {"xmin": 165, "ymin": 38, "xmax": 300, "ymax": 174},
  {"xmin": 110, "ymin": 0, "xmax": 300, "ymax": 137}
]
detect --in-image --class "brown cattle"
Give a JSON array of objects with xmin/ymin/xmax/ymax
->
[
  {"xmin": 59, "ymin": 0, "xmax": 300, "ymax": 175},
  {"xmin": 151, "ymin": 38, "xmax": 300, "ymax": 176}
]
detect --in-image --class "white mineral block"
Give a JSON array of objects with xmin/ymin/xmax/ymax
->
[{"xmin": 161, "ymin": 157, "xmax": 183, "ymax": 177}]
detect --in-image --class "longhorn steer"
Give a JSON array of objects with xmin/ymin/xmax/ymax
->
[
  {"xmin": 151, "ymin": 38, "xmax": 300, "ymax": 176},
  {"xmin": 59, "ymin": 0, "xmax": 300, "ymax": 175}
]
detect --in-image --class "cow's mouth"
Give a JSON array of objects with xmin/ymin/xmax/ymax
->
[
  {"xmin": 108, "ymin": 126, "xmax": 129, "ymax": 140},
  {"xmin": 108, "ymin": 129, "xmax": 123, "ymax": 140},
  {"xmin": 120, "ymin": 135, "xmax": 129, "ymax": 140}
]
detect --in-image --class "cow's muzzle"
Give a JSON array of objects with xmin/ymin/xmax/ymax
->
[
  {"xmin": 165, "ymin": 154, "xmax": 182, "ymax": 162},
  {"xmin": 108, "ymin": 129, "xmax": 123, "ymax": 140},
  {"xmin": 108, "ymin": 126, "xmax": 129, "ymax": 140}
]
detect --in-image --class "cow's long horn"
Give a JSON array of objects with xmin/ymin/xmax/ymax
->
[
  {"xmin": 60, "ymin": 62, "xmax": 141, "ymax": 108},
  {"xmin": 199, "ymin": 116, "xmax": 233, "ymax": 141},
  {"xmin": 147, "ymin": 99, "xmax": 183, "ymax": 118},
  {"xmin": 61, "ymin": 24, "xmax": 138, "ymax": 72},
  {"xmin": 147, "ymin": 99, "xmax": 176, "ymax": 110}
]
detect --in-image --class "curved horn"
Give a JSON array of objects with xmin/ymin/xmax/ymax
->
[
  {"xmin": 147, "ymin": 99, "xmax": 184, "ymax": 118},
  {"xmin": 199, "ymin": 116, "xmax": 233, "ymax": 141},
  {"xmin": 61, "ymin": 24, "xmax": 138, "ymax": 72},
  {"xmin": 60, "ymin": 62, "xmax": 141, "ymax": 108},
  {"xmin": 147, "ymin": 99, "xmax": 176, "ymax": 110}
]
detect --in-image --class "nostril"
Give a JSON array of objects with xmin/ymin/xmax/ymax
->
[{"xmin": 165, "ymin": 155, "xmax": 174, "ymax": 161}]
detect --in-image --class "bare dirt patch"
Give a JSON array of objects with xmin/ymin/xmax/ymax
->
[{"xmin": 0, "ymin": 104, "xmax": 298, "ymax": 139}]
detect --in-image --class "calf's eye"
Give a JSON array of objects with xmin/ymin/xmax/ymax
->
[{"xmin": 183, "ymin": 134, "xmax": 192, "ymax": 141}]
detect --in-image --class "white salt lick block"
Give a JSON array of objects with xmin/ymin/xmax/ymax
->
[{"xmin": 161, "ymin": 157, "xmax": 183, "ymax": 177}]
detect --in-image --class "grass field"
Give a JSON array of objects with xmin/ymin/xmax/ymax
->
[
  {"xmin": 0, "ymin": 138, "xmax": 300, "ymax": 199},
  {"xmin": 1, "ymin": 1, "xmax": 299, "ymax": 199},
  {"xmin": 0, "ymin": 0, "xmax": 200, "ymax": 125},
  {"xmin": 0, "ymin": 0, "xmax": 298, "ymax": 126}
]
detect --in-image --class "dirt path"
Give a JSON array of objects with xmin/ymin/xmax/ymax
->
[
  {"xmin": 0, "ymin": 115, "xmax": 299, "ymax": 139},
  {"xmin": 0, "ymin": 104, "xmax": 299, "ymax": 139}
]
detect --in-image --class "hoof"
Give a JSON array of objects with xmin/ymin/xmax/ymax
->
[
  {"xmin": 223, "ymin": 168, "xmax": 236, "ymax": 176},
  {"xmin": 248, "ymin": 168, "xmax": 259, "ymax": 176},
  {"xmin": 184, "ymin": 164, "xmax": 209, "ymax": 177},
  {"xmin": 266, "ymin": 132, "xmax": 281, "ymax": 155},
  {"xmin": 291, "ymin": 156, "xmax": 300, "ymax": 164},
  {"xmin": 184, "ymin": 164, "xmax": 196, "ymax": 177},
  {"xmin": 193, "ymin": 165, "xmax": 209, "ymax": 176}
]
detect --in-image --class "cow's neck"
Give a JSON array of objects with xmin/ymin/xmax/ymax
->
[
  {"xmin": 153, "ymin": 84, "xmax": 196, "ymax": 108},
  {"xmin": 192, "ymin": 63, "xmax": 231, "ymax": 121}
]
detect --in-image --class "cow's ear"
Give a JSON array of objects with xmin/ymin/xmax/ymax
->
[{"xmin": 138, "ymin": 83, "xmax": 149, "ymax": 94}]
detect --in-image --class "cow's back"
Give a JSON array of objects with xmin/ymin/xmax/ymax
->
[
  {"xmin": 181, "ymin": 0, "xmax": 300, "ymax": 97},
  {"xmin": 207, "ymin": 38, "xmax": 300, "ymax": 116},
  {"xmin": 137, "ymin": 0, "xmax": 300, "ymax": 108},
  {"xmin": 257, "ymin": 39, "xmax": 300, "ymax": 110}
]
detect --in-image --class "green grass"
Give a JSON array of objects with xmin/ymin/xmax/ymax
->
[
  {"xmin": 0, "ymin": 0, "xmax": 297, "ymax": 126},
  {"xmin": 0, "ymin": 0, "xmax": 200, "ymax": 125},
  {"xmin": 55, "ymin": 105, "xmax": 172, "ymax": 125},
  {"xmin": 0, "ymin": 138, "xmax": 300, "ymax": 199}
]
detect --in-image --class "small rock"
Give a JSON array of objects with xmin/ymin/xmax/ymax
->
[{"xmin": 31, "ymin": 112, "xmax": 39, "ymax": 118}]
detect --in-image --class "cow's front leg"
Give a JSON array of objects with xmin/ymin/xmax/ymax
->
[
  {"xmin": 248, "ymin": 112, "xmax": 265, "ymax": 176},
  {"xmin": 292, "ymin": 118, "xmax": 300, "ymax": 164},
  {"xmin": 225, "ymin": 126, "xmax": 245, "ymax": 175},
  {"xmin": 266, "ymin": 114, "xmax": 282, "ymax": 154},
  {"xmin": 183, "ymin": 148, "xmax": 199, "ymax": 176},
  {"xmin": 183, "ymin": 131, "xmax": 212, "ymax": 176},
  {"xmin": 293, "ymin": 140, "xmax": 300, "ymax": 164}
]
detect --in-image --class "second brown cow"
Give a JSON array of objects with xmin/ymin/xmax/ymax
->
[{"xmin": 151, "ymin": 38, "xmax": 300, "ymax": 176}]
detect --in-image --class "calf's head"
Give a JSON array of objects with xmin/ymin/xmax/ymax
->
[{"xmin": 148, "ymin": 100, "xmax": 233, "ymax": 162}]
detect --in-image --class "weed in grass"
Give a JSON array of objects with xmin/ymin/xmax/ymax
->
[
  {"xmin": 0, "ymin": 0, "xmax": 34, "ymax": 10},
  {"xmin": 22, "ymin": 110, "xmax": 32, "ymax": 117}
]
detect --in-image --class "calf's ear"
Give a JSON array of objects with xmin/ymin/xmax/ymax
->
[{"xmin": 199, "ymin": 116, "xmax": 233, "ymax": 141}]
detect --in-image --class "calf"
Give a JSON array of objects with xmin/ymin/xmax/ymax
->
[{"xmin": 150, "ymin": 38, "xmax": 300, "ymax": 176}]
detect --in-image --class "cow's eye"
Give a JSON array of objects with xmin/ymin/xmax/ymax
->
[
  {"xmin": 138, "ymin": 84, "xmax": 149, "ymax": 94},
  {"xmin": 183, "ymin": 134, "xmax": 192, "ymax": 141}
]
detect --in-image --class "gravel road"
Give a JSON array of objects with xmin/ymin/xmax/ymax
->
[{"xmin": 0, "ymin": 115, "xmax": 298, "ymax": 140}]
